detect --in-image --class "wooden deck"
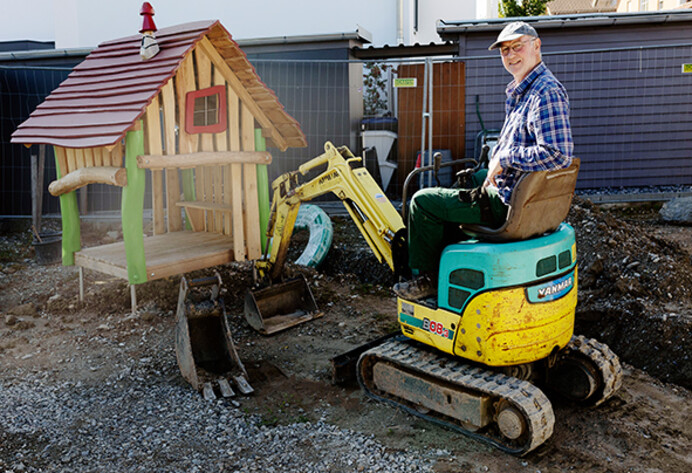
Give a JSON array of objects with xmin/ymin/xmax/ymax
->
[{"xmin": 74, "ymin": 231, "xmax": 237, "ymax": 282}]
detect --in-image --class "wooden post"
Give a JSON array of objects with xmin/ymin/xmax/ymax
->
[
  {"xmin": 255, "ymin": 129, "xmax": 269, "ymax": 253},
  {"xmin": 31, "ymin": 145, "xmax": 46, "ymax": 232},
  {"xmin": 54, "ymin": 146, "xmax": 80, "ymax": 265},
  {"xmin": 121, "ymin": 122, "xmax": 147, "ymax": 285}
]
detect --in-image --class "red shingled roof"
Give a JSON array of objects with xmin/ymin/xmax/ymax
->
[{"xmin": 12, "ymin": 20, "xmax": 307, "ymax": 150}]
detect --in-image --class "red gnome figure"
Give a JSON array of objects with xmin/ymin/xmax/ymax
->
[{"xmin": 140, "ymin": 2, "xmax": 159, "ymax": 60}]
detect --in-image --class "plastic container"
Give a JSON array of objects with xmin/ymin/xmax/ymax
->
[{"xmin": 32, "ymin": 231, "xmax": 62, "ymax": 265}]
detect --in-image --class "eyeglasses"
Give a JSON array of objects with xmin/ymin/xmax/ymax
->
[{"xmin": 499, "ymin": 39, "xmax": 536, "ymax": 57}]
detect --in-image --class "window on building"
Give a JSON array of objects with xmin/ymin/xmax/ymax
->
[
  {"xmin": 640, "ymin": 0, "xmax": 649, "ymax": 10},
  {"xmin": 185, "ymin": 85, "xmax": 227, "ymax": 134}
]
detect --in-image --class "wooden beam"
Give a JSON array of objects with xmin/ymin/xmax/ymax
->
[
  {"xmin": 48, "ymin": 166, "xmax": 127, "ymax": 196},
  {"xmin": 54, "ymin": 146, "xmax": 68, "ymax": 177},
  {"xmin": 196, "ymin": 36, "xmax": 289, "ymax": 152},
  {"xmin": 176, "ymin": 201, "xmax": 233, "ymax": 212},
  {"xmin": 241, "ymin": 103, "xmax": 261, "ymax": 260},
  {"xmin": 137, "ymin": 150, "xmax": 272, "ymax": 169},
  {"xmin": 195, "ymin": 48, "xmax": 216, "ymax": 232},
  {"xmin": 213, "ymin": 68, "xmax": 229, "ymax": 234},
  {"xmin": 176, "ymin": 54, "xmax": 198, "ymax": 154},
  {"xmin": 227, "ymin": 88, "xmax": 245, "ymax": 260},
  {"xmin": 144, "ymin": 96, "xmax": 165, "ymax": 235},
  {"xmin": 161, "ymin": 79, "xmax": 183, "ymax": 232},
  {"xmin": 31, "ymin": 146, "xmax": 45, "ymax": 232}
]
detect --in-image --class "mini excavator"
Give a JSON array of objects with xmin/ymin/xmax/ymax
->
[{"xmin": 245, "ymin": 141, "xmax": 622, "ymax": 455}]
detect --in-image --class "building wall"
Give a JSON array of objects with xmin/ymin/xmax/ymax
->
[
  {"xmin": 2, "ymin": 0, "xmax": 477, "ymax": 49},
  {"xmin": 617, "ymin": 0, "xmax": 689, "ymax": 12},
  {"xmin": 456, "ymin": 20, "xmax": 692, "ymax": 189}
]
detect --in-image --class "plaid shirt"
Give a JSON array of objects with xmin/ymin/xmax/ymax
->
[{"xmin": 491, "ymin": 62, "xmax": 573, "ymax": 204}]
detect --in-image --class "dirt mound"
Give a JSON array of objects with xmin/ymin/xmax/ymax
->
[{"xmin": 566, "ymin": 198, "xmax": 692, "ymax": 388}]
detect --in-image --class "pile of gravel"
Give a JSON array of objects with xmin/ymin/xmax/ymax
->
[{"xmin": 0, "ymin": 364, "xmax": 440, "ymax": 473}]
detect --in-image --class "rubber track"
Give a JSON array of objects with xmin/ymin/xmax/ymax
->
[
  {"xmin": 358, "ymin": 338, "xmax": 555, "ymax": 455},
  {"xmin": 563, "ymin": 335, "xmax": 623, "ymax": 406}
]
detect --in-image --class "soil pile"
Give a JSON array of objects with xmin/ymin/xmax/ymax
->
[{"xmin": 566, "ymin": 198, "xmax": 692, "ymax": 388}]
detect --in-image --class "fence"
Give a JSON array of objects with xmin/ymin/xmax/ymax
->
[{"xmin": 2, "ymin": 43, "xmax": 691, "ymax": 218}]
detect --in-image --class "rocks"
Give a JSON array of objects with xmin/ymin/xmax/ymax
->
[
  {"xmin": 8, "ymin": 302, "xmax": 38, "ymax": 317},
  {"xmin": 0, "ymin": 368, "xmax": 436, "ymax": 473},
  {"xmin": 659, "ymin": 196, "xmax": 692, "ymax": 224}
]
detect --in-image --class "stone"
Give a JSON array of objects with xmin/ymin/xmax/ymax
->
[
  {"xmin": 659, "ymin": 196, "xmax": 692, "ymax": 224},
  {"xmin": 5, "ymin": 314, "xmax": 18, "ymax": 326},
  {"xmin": 8, "ymin": 302, "xmax": 38, "ymax": 317}
]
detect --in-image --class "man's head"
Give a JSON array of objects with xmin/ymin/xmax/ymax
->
[{"xmin": 489, "ymin": 22, "xmax": 542, "ymax": 83}]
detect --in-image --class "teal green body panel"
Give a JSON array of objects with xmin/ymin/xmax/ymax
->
[{"xmin": 437, "ymin": 223, "xmax": 577, "ymax": 313}]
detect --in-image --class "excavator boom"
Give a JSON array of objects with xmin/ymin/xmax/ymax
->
[{"xmin": 257, "ymin": 141, "xmax": 405, "ymax": 281}]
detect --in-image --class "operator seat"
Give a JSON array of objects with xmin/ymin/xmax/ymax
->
[{"xmin": 465, "ymin": 158, "xmax": 580, "ymax": 242}]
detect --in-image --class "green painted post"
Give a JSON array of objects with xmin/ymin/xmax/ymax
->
[
  {"xmin": 53, "ymin": 147, "xmax": 80, "ymax": 265},
  {"xmin": 255, "ymin": 129, "xmax": 270, "ymax": 253},
  {"xmin": 181, "ymin": 169, "xmax": 195, "ymax": 230},
  {"xmin": 121, "ymin": 123, "xmax": 147, "ymax": 284}
]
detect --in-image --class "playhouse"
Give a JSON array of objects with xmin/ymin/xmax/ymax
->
[{"xmin": 12, "ymin": 9, "xmax": 307, "ymax": 307}]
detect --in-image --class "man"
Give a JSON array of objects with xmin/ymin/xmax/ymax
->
[{"xmin": 394, "ymin": 21, "xmax": 574, "ymax": 300}]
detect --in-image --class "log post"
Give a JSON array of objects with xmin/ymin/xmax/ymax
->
[
  {"xmin": 53, "ymin": 146, "xmax": 81, "ymax": 266},
  {"xmin": 122, "ymin": 122, "xmax": 147, "ymax": 285}
]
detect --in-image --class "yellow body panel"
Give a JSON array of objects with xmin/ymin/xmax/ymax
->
[{"xmin": 398, "ymin": 270, "xmax": 577, "ymax": 366}]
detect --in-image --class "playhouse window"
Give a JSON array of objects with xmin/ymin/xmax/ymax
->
[{"xmin": 185, "ymin": 85, "xmax": 227, "ymax": 134}]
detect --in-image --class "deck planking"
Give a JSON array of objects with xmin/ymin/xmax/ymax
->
[{"xmin": 75, "ymin": 231, "xmax": 236, "ymax": 282}]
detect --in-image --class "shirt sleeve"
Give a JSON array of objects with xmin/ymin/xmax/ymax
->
[{"xmin": 498, "ymin": 87, "xmax": 574, "ymax": 172}]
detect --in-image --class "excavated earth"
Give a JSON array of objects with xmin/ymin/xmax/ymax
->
[{"xmin": 0, "ymin": 197, "xmax": 690, "ymax": 473}]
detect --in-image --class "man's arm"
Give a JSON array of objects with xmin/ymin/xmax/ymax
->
[{"xmin": 496, "ymin": 88, "xmax": 573, "ymax": 172}]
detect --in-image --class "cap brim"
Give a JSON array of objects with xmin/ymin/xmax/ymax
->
[{"xmin": 488, "ymin": 32, "xmax": 525, "ymax": 50}]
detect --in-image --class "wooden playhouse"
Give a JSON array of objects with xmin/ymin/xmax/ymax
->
[{"xmin": 12, "ymin": 16, "xmax": 307, "ymax": 306}]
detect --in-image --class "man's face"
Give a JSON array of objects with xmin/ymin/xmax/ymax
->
[{"xmin": 500, "ymin": 35, "xmax": 541, "ymax": 83}]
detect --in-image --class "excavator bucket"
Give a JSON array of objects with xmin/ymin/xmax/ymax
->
[
  {"xmin": 175, "ymin": 273, "xmax": 253, "ymax": 400},
  {"xmin": 244, "ymin": 275, "xmax": 322, "ymax": 335}
]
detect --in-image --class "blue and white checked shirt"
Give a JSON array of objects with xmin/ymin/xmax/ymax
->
[{"xmin": 491, "ymin": 62, "xmax": 573, "ymax": 204}]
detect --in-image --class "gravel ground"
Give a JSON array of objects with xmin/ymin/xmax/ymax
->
[
  {"xmin": 2, "ymin": 197, "xmax": 691, "ymax": 473},
  {"xmin": 1, "ymin": 358, "xmax": 441, "ymax": 473}
]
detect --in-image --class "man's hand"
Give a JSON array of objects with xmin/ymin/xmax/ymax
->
[{"xmin": 484, "ymin": 156, "xmax": 503, "ymax": 188}]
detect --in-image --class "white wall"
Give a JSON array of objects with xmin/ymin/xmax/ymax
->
[{"xmin": 1, "ymin": 0, "xmax": 477, "ymax": 49}]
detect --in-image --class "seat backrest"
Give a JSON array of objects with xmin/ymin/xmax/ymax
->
[{"xmin": 466, "ymin": 158, "xmax": 580, "ymax": 242}]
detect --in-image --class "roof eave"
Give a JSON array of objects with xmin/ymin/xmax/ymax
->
[{"xmin": 437, "ymin": 10, "xmax": 692, "ymax": 39}]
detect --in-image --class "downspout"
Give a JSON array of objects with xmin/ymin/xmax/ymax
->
[{"xmin": 397, "ymin": 0, "xmax": 404, "ymax": 44}]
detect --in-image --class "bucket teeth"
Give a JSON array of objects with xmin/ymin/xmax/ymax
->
[
  {"xmin": 218, "ymin": 378, "xmax": 235, "ymax": 398},
  {"xmin": 202, "ymin": 382, "xmax": 216, "ymax": 401},
  {"xmin": 233, "ymin": 375, "xmax": 254, "ymax": 395}
]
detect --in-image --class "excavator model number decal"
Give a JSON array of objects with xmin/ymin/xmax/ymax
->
[{"xmin": 423, "ymin": 318, "xmax": 450, "ymax": 339}]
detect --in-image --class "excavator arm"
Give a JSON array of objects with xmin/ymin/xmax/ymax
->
[{"xmin": 256, "ymin": 141, "xmax": 406, "ymax": 282}]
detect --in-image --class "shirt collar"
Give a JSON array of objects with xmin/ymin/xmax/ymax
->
[{"xmin": 506, "ymin": 61, "xmax": 546, "ymax": 98}]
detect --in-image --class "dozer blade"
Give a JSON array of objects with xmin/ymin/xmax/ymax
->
[
  {"xmin": 244, "ymin": 274, "xmax": 323, "ymax": 335},
  {"xmin": 175, "ymin": 273, "xmax": 252, "ymax": 398}
]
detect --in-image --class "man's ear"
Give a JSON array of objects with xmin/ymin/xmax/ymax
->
[{"xmin": 534, "ymin": 38, "xmax": 542, "ymax": 51}]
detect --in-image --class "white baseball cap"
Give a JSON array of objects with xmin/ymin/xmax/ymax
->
[{"xmin": 488, "ymin": 21, "xmax": 539, "ymax": 50}]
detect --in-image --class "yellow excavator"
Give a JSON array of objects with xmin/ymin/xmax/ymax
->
[{"xmin": 244, "ymin": 141, "xmax": 622, "ymax": 455}]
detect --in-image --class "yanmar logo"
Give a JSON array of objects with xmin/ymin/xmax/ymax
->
[{"xmin": 537, "ymin": 276, "xmax": 573, "ymax": 299}]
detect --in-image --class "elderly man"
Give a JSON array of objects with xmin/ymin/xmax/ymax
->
[{"xmin": 394, "ymin": 21, "xmax": 574, "ymax": 300}]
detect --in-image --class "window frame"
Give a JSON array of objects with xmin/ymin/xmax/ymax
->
[{"xmin": 185, "ymin": 85, "xmax": 228, "ymax": 135}]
